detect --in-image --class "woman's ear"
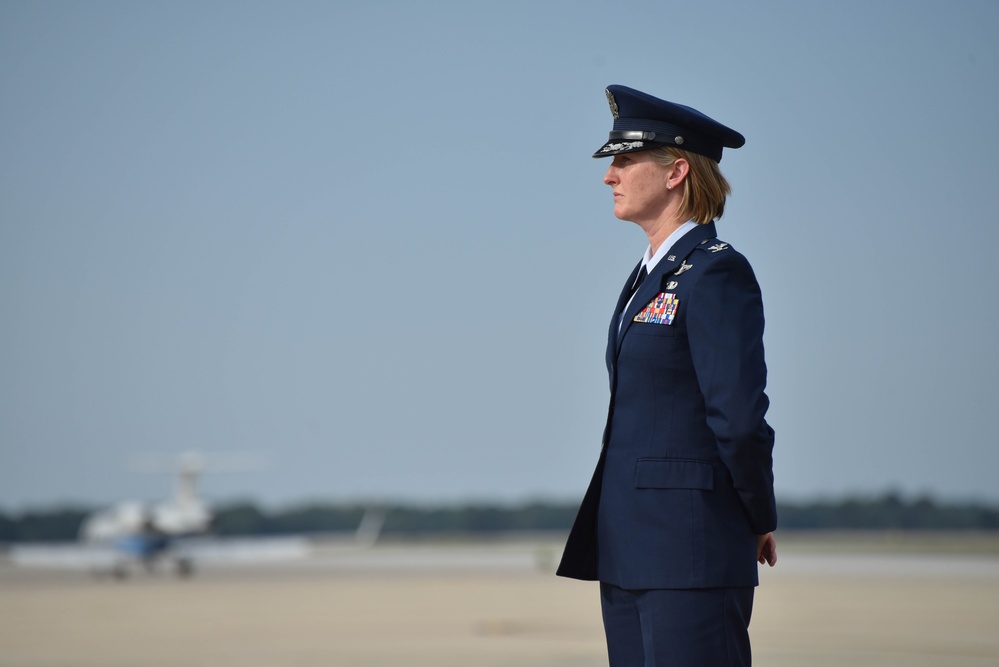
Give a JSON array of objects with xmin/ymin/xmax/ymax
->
[{"xmin": 666, "ymin": 158, "xmax": 690, "ymax": 190}]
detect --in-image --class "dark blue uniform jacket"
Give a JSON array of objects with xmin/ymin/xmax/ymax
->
[{"xmin": 557, "ymin": 221, "xmax": 777, "ymax": 590}]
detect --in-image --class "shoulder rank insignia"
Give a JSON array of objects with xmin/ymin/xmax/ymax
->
[
  {"xmin": 674, "ymin": 260, "xmax": 693, "ymax": 275},
  {"xmin": 706, "ymin": 242, "xmax": 729, "ymax": 253}
]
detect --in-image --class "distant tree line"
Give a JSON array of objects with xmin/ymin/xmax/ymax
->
[
  {"xmin": 2, "ymin": 493, "xmax": 998, "ymax": 543},
  {"xmin": 204, "ymin": 501, "xmax": 579, "ymax": 537},
  {"xmin": 0, "ymin": 507, "xmax": 91, "ymax": 543},
  {"xmin": 778, "ymin": 492, "xmax": 999, "ymax": 530}
]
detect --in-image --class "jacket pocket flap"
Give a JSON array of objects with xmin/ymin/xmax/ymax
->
[
  {"xmin": 634, "ymin": 459, "xmax": 714, "ymax": 490},
  {"xmin": 630, "ymin": 322, "xmax": 677, "ymax": 337}
]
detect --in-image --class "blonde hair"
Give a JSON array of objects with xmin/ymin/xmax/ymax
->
[{"xmin": 649, "ymin": 146, "xmax": 731, "ymax": 224}]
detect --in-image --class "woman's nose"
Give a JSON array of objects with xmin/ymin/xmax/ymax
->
[{"xmin": 603, "ymin": 167, "xmax": 617, "ymax": 185}]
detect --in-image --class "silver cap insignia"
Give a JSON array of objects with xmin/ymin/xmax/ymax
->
[{"xmin": 606, "ymin": 89, "xmax": 620, "ymax": 120}]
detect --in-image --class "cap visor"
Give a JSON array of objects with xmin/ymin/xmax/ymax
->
[{"xmin": 592, "ymin": 139, "xmax": 666, "ymax": 158}]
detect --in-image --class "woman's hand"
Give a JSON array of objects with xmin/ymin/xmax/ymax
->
[{"xmin": 756, "ymin": 532, "xmax": 777, "ymax": 566}]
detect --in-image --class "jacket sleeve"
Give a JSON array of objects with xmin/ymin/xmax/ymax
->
[{"xmin": 687, "ymin": 250, "xmax": 777, "ymax": 534}]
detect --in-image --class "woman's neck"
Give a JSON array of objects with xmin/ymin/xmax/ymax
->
[{"xmin": 643, "ymin": 211, "xmax": 688, "ymax": 255}]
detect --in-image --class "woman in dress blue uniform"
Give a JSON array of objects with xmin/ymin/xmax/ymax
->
[{"xmin": 557, "ymin": 85, "xmax": 778, "ymax": 666}]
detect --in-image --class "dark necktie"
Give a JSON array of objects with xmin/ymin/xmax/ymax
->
[
  {"xmin": 617, "ymin": 265, "xmax": 649, "ymax": 342},
  {"xmin": 630, "ymin": 265, "xmax": 648, "ymax": 297}
]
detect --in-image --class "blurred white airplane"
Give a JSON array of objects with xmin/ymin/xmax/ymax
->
[{"xmin": 9, "ymin": 452, "xmax": 313, "ymax": 578}]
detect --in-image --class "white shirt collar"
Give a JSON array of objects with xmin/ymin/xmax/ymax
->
[{"xmin": 641, "ymin": 220, "xmax": 699, "ymax": 273}]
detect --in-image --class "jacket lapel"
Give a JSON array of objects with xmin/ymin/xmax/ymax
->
[
  {"xmin": 615, "ymin": 221, "xmax": 718, "ymax": 355},
  {"xmin": 607, "ymin": 261, "xmax": 643, "ymax": 371}
]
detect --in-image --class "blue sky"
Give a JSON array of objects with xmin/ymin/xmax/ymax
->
[{"xmin": 2, "ymin": 1, "xmax": 998, "ymax": 510}]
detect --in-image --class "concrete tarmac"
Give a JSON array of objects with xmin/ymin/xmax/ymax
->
[{"xmin": 2, "ymin": 534, "xmax": 998, "ymax": 667}]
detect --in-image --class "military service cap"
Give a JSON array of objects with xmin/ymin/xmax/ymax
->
[{"xmin": 593, "ymin": 85, "xmax": 745, "ymax": 162}]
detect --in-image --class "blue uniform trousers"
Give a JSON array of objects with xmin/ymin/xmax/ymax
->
[{"xmin": 600, "ymin": 583, "xmax": 754, "ymax": 667}]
